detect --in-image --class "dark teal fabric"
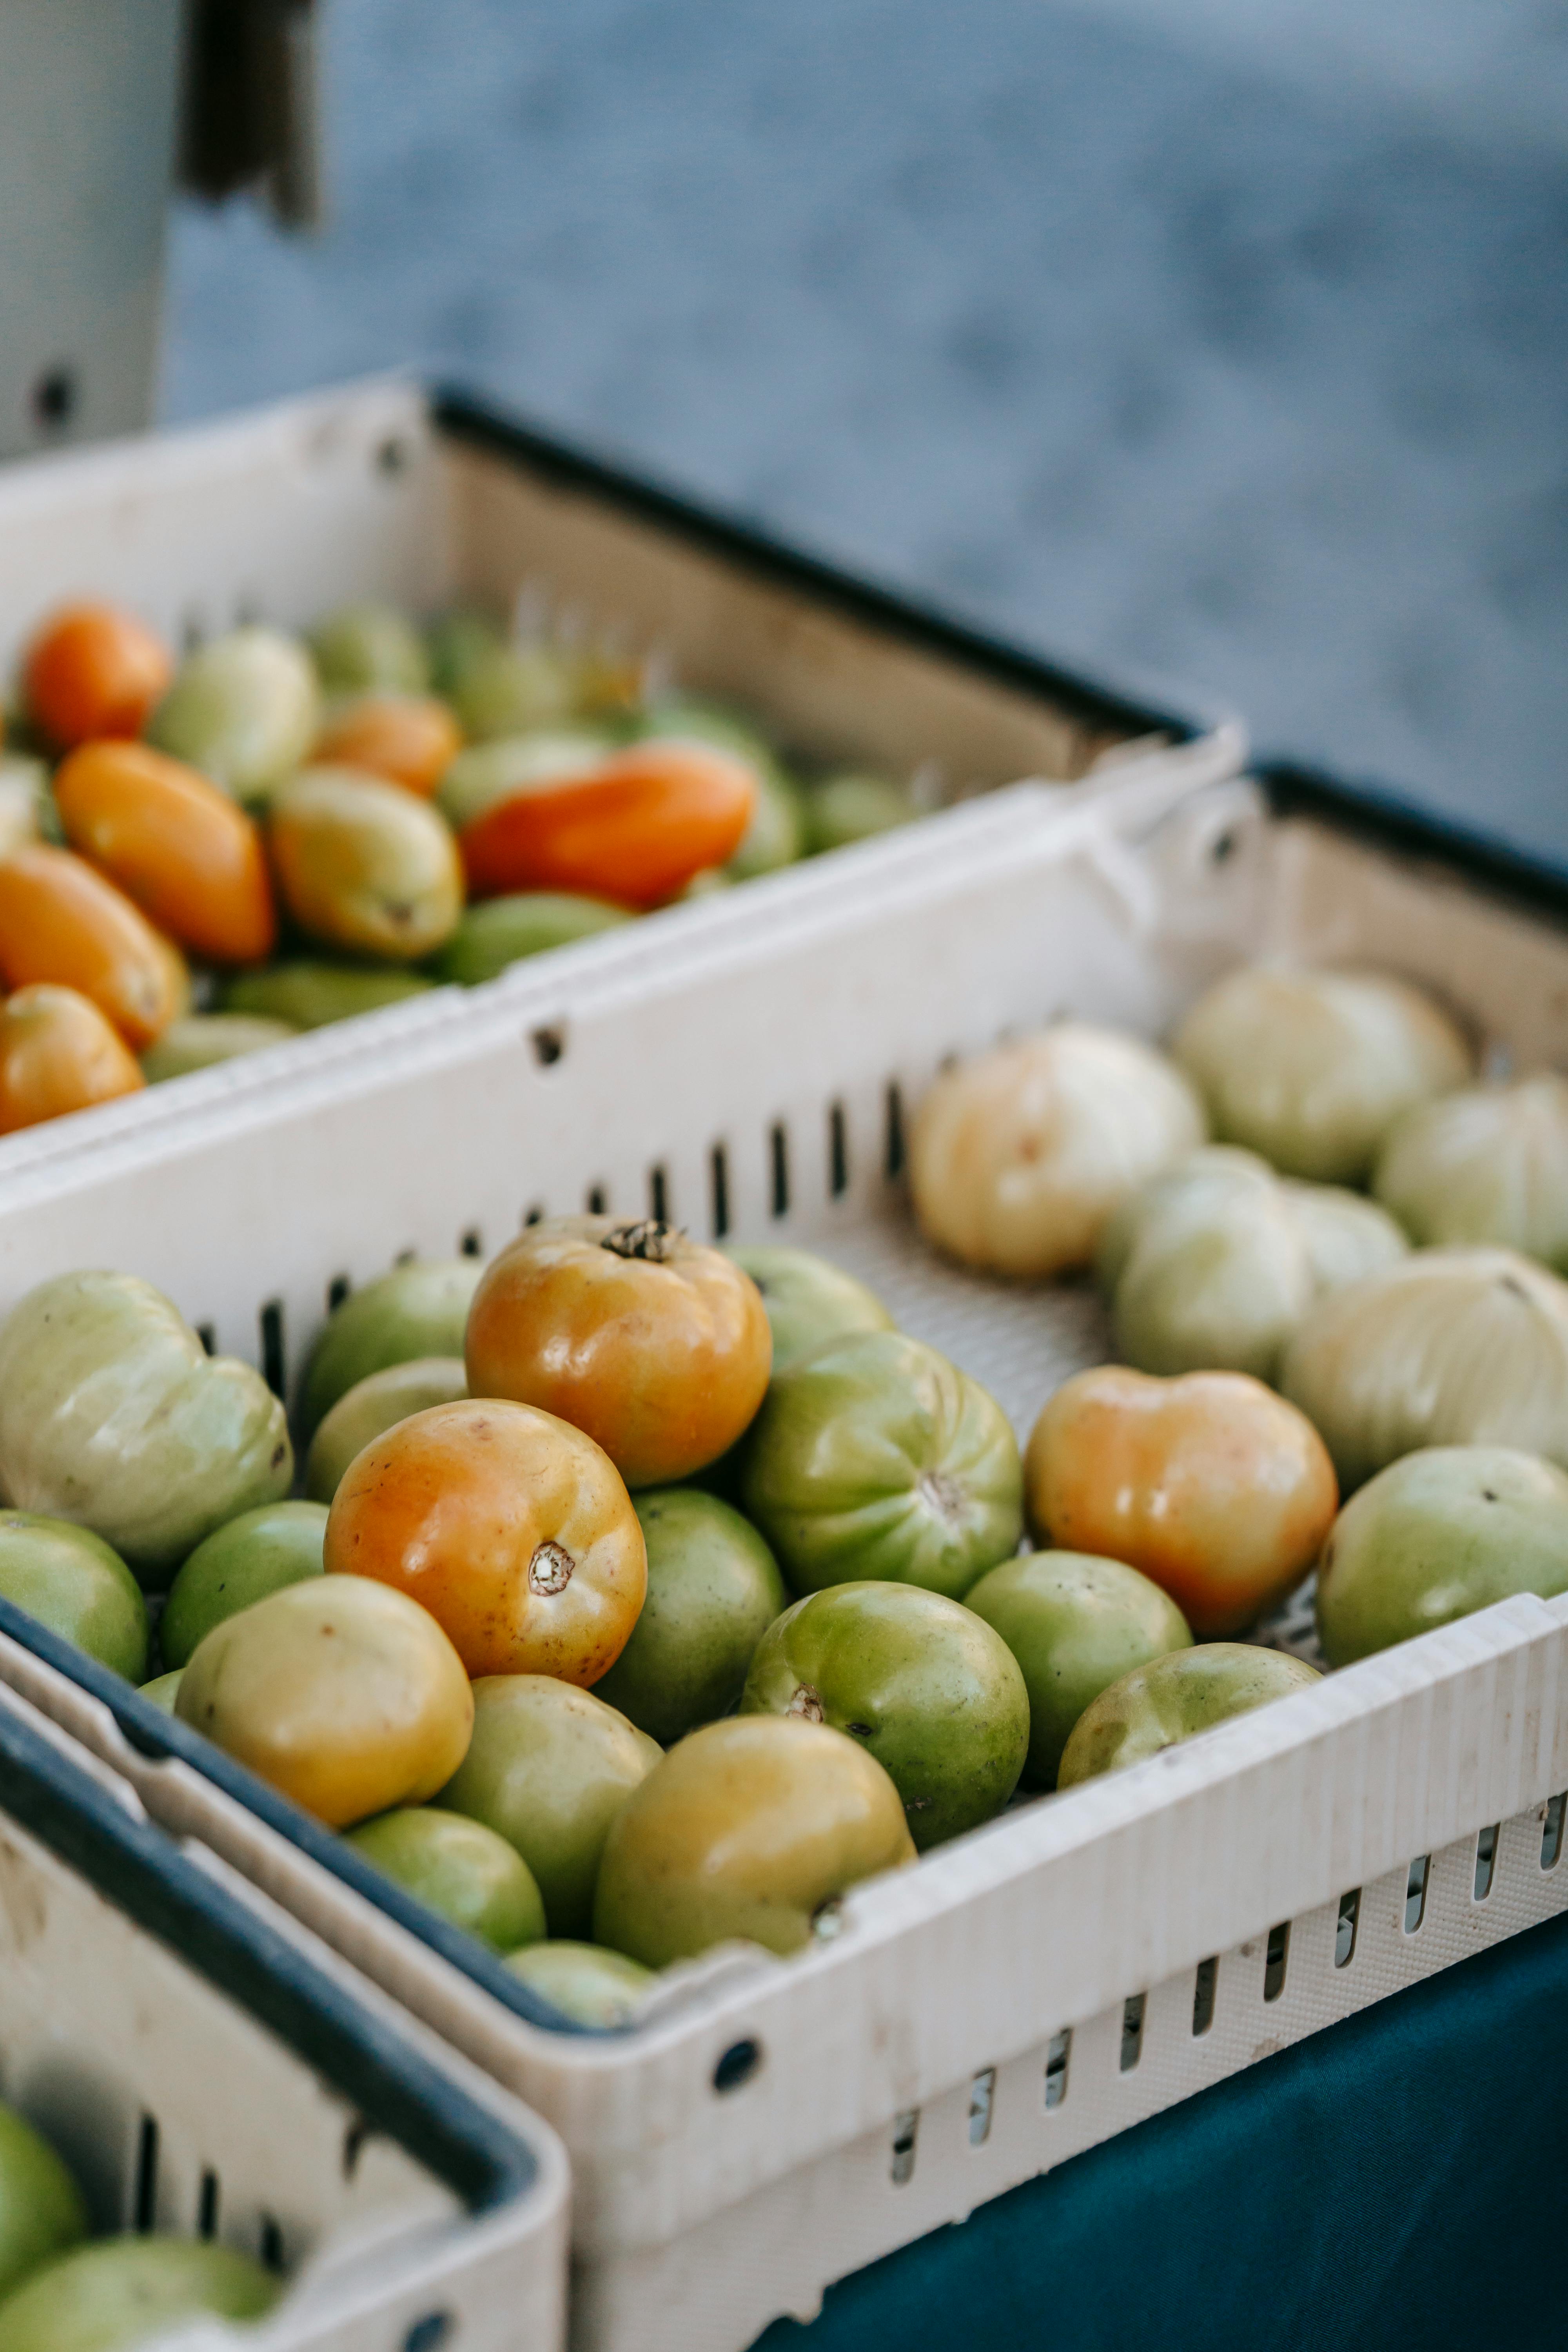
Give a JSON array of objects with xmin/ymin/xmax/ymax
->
[{"xmin": 756, "ymin": 1907, "xmax": 1568, "ymax": 2352}]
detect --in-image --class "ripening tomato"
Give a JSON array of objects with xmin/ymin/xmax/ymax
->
[
  {"xmin": 1024, "ymin": 1366, "xmax": 1338, "ymax": 1637},
  {"xmin": 0, "ymin": 984, "xmax": 144, "ymax": 1131},
  {"xmin": 459, "ymin": 742, "xmax": 756, "ymax": 909},
  {"xmin": 53, "ymin": 741, "xmax": 276, "ymax": 964},
  {"xmin": 314, "ymin": 694, "xmax": 463, "ymax": 797},
  {"xmin": 0, "ymin": 845, "xmax": 180, "ymax": 1047},
  {"xmin": 23, "ymin": 603, "xmax": 173, "ymax": 748}
]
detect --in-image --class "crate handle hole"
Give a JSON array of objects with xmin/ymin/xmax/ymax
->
[
  {"xmin": 1263, "ymin": 1920, "xmax": 1291, "ymax": 2000},
  {"xmin": 530, "ymin": 1025, "xmax": 566, "ymax": 1067},
  {"xmin": 1474, "ymin": 1824, "xmax": 1499, "ymax": 1902},
  {"xmin": 1191, "ymin": 1956, "xmax": 1218, "ymax": 2036},
  {"xmin": 1334, "ymin": 1889, "xmax": 1360, "ymax": 1968},
  {"xmin": 712, "ymin": 2038, "xmax": 760, "ymax": 2094},
  {"xmin": 890, "ymin": 2108, "xmax": 919, "ymax": 2185},
  {"xmin": 1119, "ymin": 1994, "xmax": 1145, "ymax": 2072},
  {"xmin": 967, "ymin": 2067, "xmax": 996, "ymax": 2147},
  {"xmin": 1044, "ymin": 2029, "xmax": 1071, "ymax": 2109},
  {"xmin": 1542, "ymin": 1793, "xmax": 1566, "ymax": 1871},
  {"xmin": 1404, "ymin": 1856, "xmax": 1430, "ymax": 1934},
  {"xmin": 769, "ymin": 1123, "xmax": 790, "ymax": 1218}
]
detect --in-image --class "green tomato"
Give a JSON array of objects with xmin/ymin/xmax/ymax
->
[
  {"xmin": 965, "ymin": 1550, "xmax": 1193, "ymax": 1787},
  {"xmin": 0, "ymin": 2235, "xmax": 279, "ymax": 2350},
  {"xmin": 436, "ymin": 732, "xmax": 617, "ymax": 833},
  {"xmin": 140, "ymin": 1014, "xmax": 299, "ymax": 1083},
  {"xmin": 803, "ymin": 773, "xmax": 912, "ymax": 855},
  {"xmin": 0, "ymin": 1274, "xmax": 291, "ymax": 1587},
  {"xmin": 592, "ymin": 1488, "xmax": 787, "ymax": 1745},
  {"xmin": 740, "ymin": 1581, "xmax": 1027, "ymax": 1847},
  {"xmin": 299, "ymin": 1259, "xmax": 483, "ymax": 1437},
  {"xmin": 0, "ymin": 1514, "xmax": 148, "ymax": 1679},
  {"xmin": 160, "ymin": 1500, "xmax": 328, "ymax": 1668},
  {"xmin": 1057, "ymin": 1643, "xmax": 1321, "ymax": 1787},
  {"xmin": 148, "ymin": 625, "xmax": 319, "ymax": 802},
  {"xmin": 740, "ymin": 1329, "xmax": 1023, "ymax": 1599},
  {"xmin": 0, "ymin": 2104, "xmax": 87, "ymax": 2304},
  {"xmin": 221, "ymin": 959, "xmax": 436, "ymax": 1031},
  {"xmin": 1316, "ymin": 1445, "xmax": 1568, "ymax": 1667},
  {"xmin": 726, "ymin": 1245, "xmax": 893, "ymax": 1374},
  {"xmin": 139, "ymin": 1669, "xmax": 183, "ymax": 1713},
  {"xmin": 305, "ymin": 1357, "xmax": 468, "ymax": 1503},
  {"xmin": 451, "ymin": 644, "xmax": 582, "ymax": 742},
  {"xmin": 346, "ymin": 1805, "xmax": 546, "ymax": 1951},
  {"xmin": 436, "ymin": 1675, "xmax": 661, "ymax": 1937},
  {"xmin": 427, "ymin": 608, "xmax": 506, "ymax": 700},
  {"xmin": 504, "ymin": 1938, "xmax": 655, "ymax": 2026},
  {"xmin": 429, "ymin": 893, "xmax": 632, "ymax": 985},
  {"xmin": 309, "ymin": 601, "xmax": 430, "ymax": 695}
]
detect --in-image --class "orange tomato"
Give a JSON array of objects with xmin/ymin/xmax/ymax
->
[
  {"xmin": 0, "ymin": 844, "xmax": 181, "ymax": 1048},
  {"xmin": 53, "ymin": 741, "xmax": 276, "ymax": 965},
  {"xmin": 1024, "ymin": 1366, "xmax": 1338, "ymax": 1637},
  {"xmin": 315, "ymin": 694, "xmax": 463, "ymax": 797},
  {"xmin": 325, "ymin": 1398, "xmax": 648, "ymax": 1683},
  {"xmin": 459, "ymin": 742, "xmax": 756, "ymax": 909},
  {"xmin": 23, "ymin": 603, "xmax": 173, "ymax": 748},
  {"xmin": 0, "ymin": 984, "xmax": 144, "ymax": 1131}
]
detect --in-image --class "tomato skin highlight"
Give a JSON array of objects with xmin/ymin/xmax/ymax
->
[
  {"xmin": 0, "ymin": 844, "xmax": 180, "ymax": 1047},
  {"xmin": 0, "ymin": 984, "xmax": 145, "ymax": 1131},
  {"xmin": 23, "ymin": 603, "xmax": 173, "ymax": 749},
  {"xmin": 459, "ymin": 742, "xmax": 756, "ymax": 909},
  {"xmin": 53, "ymin": 741, "xmax": 276, "ymax": 964}
]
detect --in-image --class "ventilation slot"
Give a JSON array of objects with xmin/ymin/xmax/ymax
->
[
  {"xmin": 1263, "ymin": 1921, "xmax": 1290, "ymax": 2000},
  {"xmin": 259, "ymin": 2215, "xmax": 285, "ymax": 2272},
  {"xmin": 1404, "ymin": 1857, "xmax": 1430, "ymax": 1934},
  {"xmin": 327, "ymin": 1274, "xmax": 351, "ymax": 1312},
  {"xmin": 523, "ymin": 1203, "xmax": 545, "ymax": 1227},
  {"xmin": 890, "ymin": 2109, "xmax": 919, "ymax": 2185},
  {"xmin": 1191, "ymin": 1956, "xmax": 1218, "ymax": 2037},
  {"xmin": 1119, "ymin": 1995, "xmax": 1145, "ymax": 2073},
  {"xmin": 710, "ymin": 1144, "xmax": 730, "ymax": 1240},
  {"xmin": 195, "ymin": 1323, "xmax": 216, "ymax": 1356},
  {"xmin": 884, "ymin": 1082, "xmax": 906, "ymax": 1181},
  {"xmin": 648, "ymin": 1165, "xmax": 669, "ymax": 1223},
  {"xmin": 828, "ymin": 1102, "xmax": 849, "ymax": 1198},
  {"xmin": 459, "ymin": 1229, "xmax": 483, "ymax": 1258},
  {"xmin": 198, "ymin": 2170, "xmax": 220, "ymax": 2239},
  {"xmin": 1044, "ymin": 2029, "xmax": 1071, "ymax": 2109},
  {"xmin": 259, "ymin": 1301, "xmax": 286, "ymax": 1398},
  {"xmin": 133, "ymin": 2115, "xmax": 159, "ymax": 2232},
  {"xmin": 1542, "ymin": 1793, "xmax": 1566, "ymax": 1871},
  {"xmin": 967, "ymin": 2068, "xmax": 996, "ymax": 2147},
  {"xmin": 769, "ymin": 1123, "xmax": 790, "ymax": 1218},
  {"xmin": 1334, "ymin": 1889, "xmax": 1360, "ymax": 1969},
  {"xmin": 530, "ymin": 1025, "xmax": 564, "ymax": 1067},
  {"xmin": 586, "ymin": 1185, "xmax": 608, "ymax": 1215},
  {"xmin": 1474, "ymin": 1824, "xmax": 1499, "ymax": 1902}
]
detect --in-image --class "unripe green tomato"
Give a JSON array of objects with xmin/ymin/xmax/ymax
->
[
  {"xmin": 741, "ymin": 1581, "xmax": 1027, "ymax": 1846},
  {"xmin": 592, "ymin": 1488, "xmax": 787, "ymax": 1745},
  {"xmin": 726, "ymin": 1245, "xmax": 893, "ymax": 1374},
  {"xmin": 427, "ymin": 609, "xmax": 506, "ymax": 700},
  {"xmin": 305, "ymin": 1357, "xmax": 468, "ymax": 1502},
  {"xmin": 0, "ymin": 2236, "xmax": 279, "ymax": 2350},
  {"xmin": 965, "ymin": 1550, "xmax": 1193, "ymax": 1788},
  {"xmin": 593, "ymin": 1715, "xmax": 916, "ymax": 1966},
  {"xmin": 1316, "ymin": 1445, "xmax": 1568, "ymax": 1667},
  {"xmin": 1057, "ymin": 1643, "xmax": 1321, "ymax": 1787},
  {"xmin": 160, "ymin": 1500, "xmax": 328, "ymax": 1668},
  {"xmin": 139, "ymin": 1670, "xmax": 183, "ymax": 1713},
  {"xmin": 0, "ymin": 2103, "xmax": 87, "ymax": 2303},
  {"xmin": 436, "ymin": 1675, "xmax": 660, "ymax": 1937},
  {"xmin": 428, "ymin": 893, "xmax": 631, "ymax": 985},
  {"xmin": 0, "ymin": 1512, "xmax": 148, "ymax": 1679},
  {"xmin": 345, "ymin": 1806, "xmax": 546, "ymax": 1951},
  {"xmin": 300, "ymin": 1259, "xmax": 483, "ymax": 1437},
  {"xmin": 310, "ymin": 602, "xmax": 430, "ymax": 695},
  {"xmin": 221, "ymin": 959, "xmax": 435, "ymax": 1030},
  {"xmin": 140, "ymin": 1013, "xmax": 299, "ymax": 1083},
  {"xmin": 451, "ymin": 644, "xmax": 581, "ymax": 741},
  {"xmin": 504, "ymin": 1938, "xmax": 656, "ymax": 2027},
  {"xmin": 148, "ymin": 625, "xmax": 319, "ymax": 802},
  {"xmin": 269, "ymin": 766, "xmax": 463, "ymax": 963},
  {"xmin": 740, "ymin": 1329, "xmax": 1022, "ymax": 1598},
  {"xmin": 803, "ymin": 773, "xmax": 912, "ymax": 855}
]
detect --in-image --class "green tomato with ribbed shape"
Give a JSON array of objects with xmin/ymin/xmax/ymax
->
[
  {"xmin": 0, "ymin": 1513, "xmax": 148, "ymax": 1679},
  {"xmin": 965, "ymin": 1550, "xmax": 1192, "ymax": 1787},
  {"xmin": 0, "ymin": 1274, "xmax": 291, "ymax": 1587},
  {"xmin": 221, "ymin": 960, "xmax": 435, "ymax": 1031},
  {"xmin": 305, "ymin": 1357, "xmax": 469, "ymax": 1502},
  {"xmin": 504, "ymin": 1939, "xmax": 656, "ymax": 2027},
  {"xmin": 160, "ymin": 1500, "xmax": 327, "ymax": 1668},
  {"xmin": 429, "ymin": 893, "xmax": 631, "ymax": 985},
  {"xmin": 1057, "ymin": 1644, "xmax": 1321, "ymax": 1787},
  {"xmin": 0, "ymin": 2103, "xmax": 87, "ymax": 2303},
  {"xmin": 741, "ymin": 1581, "xmax": 1027, "ymax": 1846},
  {"xmin": 726, "ymin": 1245, "xmax": 893, "ymax": 1374},
  {"xmin": 592, "ymin": 1488, "xmax": 787, "ymax": 1745},
  {"xmin": 0, "ymin": 2236, "xmax": 279, "ymax": 2350},
  {"xmin": 309, "ymin": 602, "xmax": 430, "ymax": 695},
  {"xmin": 346, "ymin": 1805, "xmax": 546, "ymax": 1951},
  {"xmin": 300, "ymin": 1259, "xmax": 483, "ymax": 1437},
  {"xmin": 740, "ymin": 1329, "xmax": 1022, "ymax": 1598}
]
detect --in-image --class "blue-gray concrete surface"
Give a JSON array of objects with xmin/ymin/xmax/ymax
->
[{"xmin": 163, "ymin": 0, "xmax": 1568, "ymax": 862}]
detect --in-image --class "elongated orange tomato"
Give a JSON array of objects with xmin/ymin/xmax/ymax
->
[
  {"xmin": 24, "ymin": 603, "xmax": 173, "ymax": 748},
  {"xmin": 53, "ymin": 741, "xmax": 276, "ymax": 964},
  {"xmin": 0, "ymin": 844, "xmax": 180, "ymax": 1048},
  {"xmin": 0, "ymin": 984, "xmax": 144, "ymax": 1131},
  {"xmin": 315, "ymin": 694, "xmax": 463, "ymax": 797},
  {"xmin": 460, "ymin": 742, "xmax": 756, "ymax": 909}
]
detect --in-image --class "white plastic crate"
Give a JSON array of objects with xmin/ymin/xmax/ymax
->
[
  {"xmin": 0, "ymin": 374, "xmax": 1242, "ymax": 1168},
  {"xmin": 0, "ymin": 775, "xmax": 1566, "ymax": 2352},
  {"xmin": 0, "ymin": 1677, "xmax": 570, "ymax": 2352}
]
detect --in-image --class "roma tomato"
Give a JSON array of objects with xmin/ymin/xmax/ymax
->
[
  {"xmin": 465, "ymin": 1215, "xmax": 773, "ymax": 1487},
  {"xmin": 53, "ymin": 741, "xmax": 276, "ymax": 964},
  {"xmin": 315, "ymin": 694, "xmax": 462, "ymax": 796},
  {"xmin": 324, "ymin": 1397, "xmax": 647, "ymax": 1682},
  {"xmin": 0, "ymin": 845, "xmax": 180, "ymax": 1047},
  {"xmin": 23, "ymin": 603, "xmax": 172, "ymax": 748},
  {"xmin": 0, "ymin": 985, "xmax": 143, "ymax": 1131},
  {"xmin": 269, "ymin": 767, "xmax": 463, "ymax": 961},
  {"xmin": 459, "ymin": 741, "xmax": 756, "ymax": 909},
  {"xmin": 1025, "ymin": 1366, "xmax": 1338, "ymax": 1637}
]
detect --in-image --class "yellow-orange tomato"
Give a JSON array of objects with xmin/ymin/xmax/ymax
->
[
  {"xmin": 315, "ymin": 694, "xmax": 463, "ymax": 797},
  {"xmin": 465, "ymin": 1215, "xmax": 773, "ymax": 1487},
  {"xmin": 53, "ymin": 741, "xmax": 276, "ymax": 964},
  {"xmin": 460, "ymin": 742, "xmax": 756, "ymax": 909},
  {"xmin": 23, "ymin": 603, "xmax": 173, "ymax": 748},
  {"xmin": 149, "ymin": 925, "xmax": 193, "ymax": 1021},
  {"xmin": 0, "ymin": 984, "xmax": 144, "ymax": 1131},
  {"xmin": 1025, "ymin": 1366, "xmax": 1338, "ymax": 1637},
  {"xmin": 269, "ymin": 767, "xmax": 463, "ymax": 962},
  {"xmin": 325, "ymin": 1398, "xmax": 647, "ymax": 1683},
  {"xmin": 0, "ymin": 845, "xmax": 180, "ymax": 1048}
]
